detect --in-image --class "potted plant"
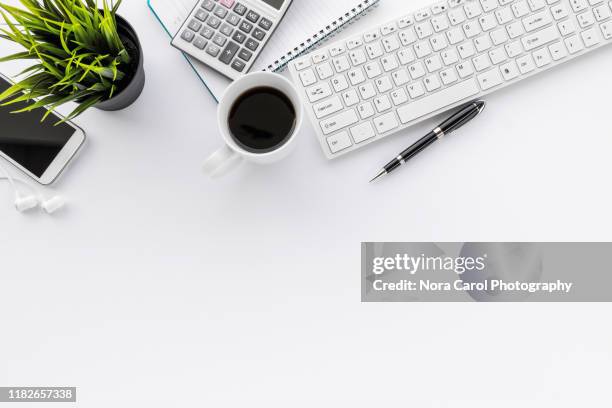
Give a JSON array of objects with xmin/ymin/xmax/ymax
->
[{"xmin": 0, "ymin": 0, "xmax": 145, "ymax": 122}]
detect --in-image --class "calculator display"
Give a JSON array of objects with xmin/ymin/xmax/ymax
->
[{"xmin": 260, "ymin": 0, "xmax": 284, "ymax": 10}]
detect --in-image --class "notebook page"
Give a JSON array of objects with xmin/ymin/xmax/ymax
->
[{"xmin": 254, "ymin": 1, "xmax": 366, "ymax": 70}]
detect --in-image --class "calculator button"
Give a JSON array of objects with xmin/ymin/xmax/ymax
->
[
  {"xmin": 206, "ymin": 44, "xmax": 221, "ymax": 56},
  {"xmin": 214, "ymin": 6, "xmax": 228, "ymax": 19},
  {"xmin": 252, "ymin": 27, "xmax": 266, "ymax": 41},
  {"xmin": 245, "ymin": 38, "xmax": 259, "ymax": 51},
  {"xmin": 193, "ymin": 36, "xmax": 208, "ymax": 49},
  {"xmin": 226, "ymin": 13, "xmax": 240, "ymax": 26},
  {"xmin": 246, "ymin": 10, "xmax": 260, "ymax": 23},
  {"xmin": 239, "ymin": 20, "xmax": 253, "ymax": 33},
  {"xmin": 259, "ymin": 17, "xmax": 273, "ymax": 30},
  {"xmin": 233, "ymin": 2, "xmax": 247, "ymax": 15},
  {"xmin": 188, "ymin": 19, "xmax": 202, "ymax": 31},
  {"xmin": 231, "ymin": 59, "xmax": 246, "ymax": 72},
  {"xmin": 207, "ymin": 16, "xmax": 221, "ymax": 28},
  {"xmin": 220, "ymin": 0, "xmax": 235, "ymax": 8},
  {"xmin": 232, "ymin": 31, "xmax": 246, "ymax": 43},
  {"xmin": 201, "ymin": 0, "xmax": 216, "ymax": 11},
  {"xmin": 181, "ymin": 30, "xmax": 195, "ymax": 42},
  {"xmin": 220, "ymin": 23, "xmax": 234, "ymax": 36},
  {"xmin": 213, "ymin": 34, "xmax": 227, "ymax": 47},
  {"xmin": 238, "ymin": 48, "xmax": 253, "ymax": 61},
  {"xmin": 200, "ymin": 26, "xmax": 215, "ymax": 39},
  {"xmin": 219, "ymin": 41, "xmax": 240, "ymax": 64},
  {"xmin": 195, "ymin": 10, "xmax": 209, "ymax": 22}
]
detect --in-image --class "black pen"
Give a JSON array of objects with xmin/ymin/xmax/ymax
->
[{"xmin": 370, "ymin": 100, "xmax": 486, "ymax": 182}]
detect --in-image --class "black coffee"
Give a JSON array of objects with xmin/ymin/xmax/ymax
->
[{"xmin": 228, "ymin": 87, "xmax": 296, "ymax": 153}]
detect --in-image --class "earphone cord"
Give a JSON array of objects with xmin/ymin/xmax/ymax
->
[{"xmin": 0, "ymin": 161, "xmax": 36, "ymax": 197}]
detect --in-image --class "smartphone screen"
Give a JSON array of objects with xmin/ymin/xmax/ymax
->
[{"xmin": 0, "ymin": 77, "xmax": 76, "ymax": 178}]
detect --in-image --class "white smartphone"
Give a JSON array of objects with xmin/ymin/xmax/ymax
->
[{"xmin": 0, "ymin": 73, "xmax": 86, "ymax": 185}]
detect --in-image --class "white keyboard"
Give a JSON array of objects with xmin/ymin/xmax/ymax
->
[{"xmin": 288, "ymin": 0, "xmax": 612, "ymax": 159}]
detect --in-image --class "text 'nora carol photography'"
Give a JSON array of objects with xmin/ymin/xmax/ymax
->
[{"xmin": 361, "ymin": 243, "xmax": 612, "ymax": 302}]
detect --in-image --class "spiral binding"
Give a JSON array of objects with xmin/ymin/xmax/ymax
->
[{"xmin": 268, "ymin": 0, "xmax": 381, "ymax": 72}]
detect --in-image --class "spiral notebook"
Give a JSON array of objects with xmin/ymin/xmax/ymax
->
[{"xmin": 148, "ymin": 0, "xmax": 380, "ymax": 102}]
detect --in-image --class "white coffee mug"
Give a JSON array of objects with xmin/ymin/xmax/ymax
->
[{"xmin": 203, "ymin": 72, "xmax": 304, "ymax": 177}]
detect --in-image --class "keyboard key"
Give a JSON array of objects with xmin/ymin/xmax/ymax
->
[
  {"xmin": 440, "ymin": 67, "xmax": 459, "ymax": 84},
  {"xmin": 193, "ymin": 36, "xmax": 208, "ymax": 49},
  {"xmin": 473, "ymin": 53, "xmax": 492, "ymax": 71},
  {"xmin": 593, "ymin": 4, "xmax": 612, "ymax": 20},
  {"xmin": 239, "ymin": 21, "xmax": 253, "ymax": 33},
  {"xmin": 259, "ymin": 18, "xmax": 273, "ymax": 30},
  {"xmin": 390, "ymin": 88, "xmax": 409, "ymax": 105},
  {"xmin": 358, "ymin": 102, "xmax": 376, "ymax": 118},
  {"xmin": 252, "ymin": 28, "xmax": 266, "ymax": 41},
  {"xmin": 581, "ymin": 28, "xmax": 601, "ymax": 46},
  {"xmin": 533, "ymin": 47, "xmax": 552, "ymax": 66},
  {"xmin": 407, "ymin": 81, "xmax": 426, "ymax": 98},
  {"xmin": 312, "ymin": 52, "xmax": 329, "ymax": 64},
  {"xmin": 246, "ymin": 10, "xmax": 260, "ymax": 23},
  {"xmin": 489, "ymin": 47, "xmax": 508, "ymax": 64},
  {"xmin": 490, "ymin": 27, "xmax": 509, "ymax": 45},
  {"xmin": 195, "ymin": 10, "xmax": 209, "ymax": 22},
  {"xmin": 213, "ymin": 34, "xmax": 227, "ymax": 47},
  {"xmin": 477, "ymin": 67, "xmax": 503, "ymax": 89},
  {"xmin": 214, "ymin": 6, "xmax": 228, "ymax": 19},
  {"xmin": 307, "ymin": 83, "xmax": 333, "ymax": 103},
  {"xmin": 365, "ymin": 61, "xmax": 383, "ymax": 78},
  {"xmin": 321, "ymin": 110, "xmax": 359, "ymax": 135},
  {"xmin": 238, "ymin": 48, "xmax": 253, "ymax": 61},
  {"xmin": 578, "ymin": 11, "xmax": 596, "ymax": 27},
  {"xmin": 549, "ymin": 41, "xmax": 568, "ymax": 60},
  {"xmin": 374, "ymin": 95, "xmax": 392, "ymax": 112},
  {"xmin": 220, "ymin": 0, "xmax": 235, "ymax": 8},
  {"xmin": 313, "ymin": 96, "xmax": 344, "ymax": 119},
  {"xmin": 398, "ymin": 48, "xmax": 416, "ymax": 64},
  {"xmin": 333, "ymin": 56, "xmax": 351, "ymax": 72},
  {"xmin": 181, "ymin": 30, "xmax": 195, "ymax": 42},
  {"xmin": 522, "ymin": 26, "xmax": 560, "ymax": 50},
  {"xmin": 233, "ymin": 2, "xmax": 247, "ymax": 15},
  {"xmin": 350, "ymin": 122, "xmax": 376, "ymax": 143},
  {"xmin": 456, "ymin": 61, "xmax": 474, "ymax": 77},
  {"xmin": 516, "ymin": 54, "xmax": 536, "ymax": 73},
  {"xmin": 565, "ymin": 34, "xmax": 585, "ymax": 52},
  {"xmin": 331, "ymin": 75, "xmax": 349, "ymax": 92},
  {"xmin": 231, "ymin": 59, "xmax": 246, "ymax": 72},
  {"xmin": 299, "ymin": 69, "xmax": 317, "ymax": 86},
  {"xmin": 349, "ymin": 49, "xmax": 367, "ymax": 65},
  {"xmin": 186, "ymin": 20, "xmax": 201, "ymax": 32},
  {"xmin": 207, "ymin": 16, "xmax": 221, "ymax": 28},
  {"xmin": 392, "ymin": 68, "xmax": 411, "ymax": 85},
  {"xmin": 201, "ymin": 0, "xmax": 216, "ymax": 11},
  {"xmin": 327, "ymin": 131, "xmax": 353, "ymax": 153},
  {"xmin": 245, "ymin": 38, "xmax": 259, "ymax": 51},
  {"xmin": 551, "ymin": 3, "xmax": 569, "ymax": 19},
  {"xmin": 220, "ymin": 23, "xmax": 234, "ymax": 37},
  {"xmin": 424, "ymin": 74, "xmax": 441, "ymax": 91},
  {"xmin": 206, "ymin": 44, "xmax": 220, "ymax": 56},
  {"xmin": 500, "ymin": 60, "xmax": 520, "ymax": 79},
  {"xmin": 201, "ymin": 26, "xmax": 215, "ymax": 39},
  {"xmin": 219, "ymin": 41, "xmax": 239, "ymax": 64},
  {"xmin": 316, "ymin": 62, "xmax": 334, "ymax": 79},
  {"xmin": 558, "ymin": 19, "xmax": 576, "ymax": 35},
  {"xmin": 373, "ymin": 112, "xmax": 400, "ymax": 133},
  {"xmin": 601, "ymin": 21, "xmax": 612, "ymax": 39},
  {"xmin": 348, "ymin": 68, "xmax": 366, "ymax": 85},
  {"xmin": 358, "ymin": 83, "xmax": 377, "ymax": 99},
  {"xmin": 232, "ymin": 31, "xmax": 246, "ymax": 43},
  {"xmin": 227, "ymin": 13, "xmax": 241, "ymax": 26},
  {"xmin": 523, "ymin": 11, "xmax": 552, "ymax": 31},
  {"xmin": 397, "ymin": 79, "xmax": 480, "ymax": 124},
  {"xmin": 375, "ymin": 76, "xmax": 393, "ymax": 92}
]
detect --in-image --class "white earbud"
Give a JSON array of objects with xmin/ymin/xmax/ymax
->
[
  {"xmin": 41, "ymin": 196, "xmax": 66, "ymax": 214},
  {"xmin": 14, "ymin": 194, "xmax": 39, "ymax": 212},
  {"xmin": 0, "ymin": 161, "xmax": 68, "ymax": 215}
]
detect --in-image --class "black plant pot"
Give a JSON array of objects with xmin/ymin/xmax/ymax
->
[{"xmin": 95, "ymin": 14, "xmax": 145, "ymax": 111}]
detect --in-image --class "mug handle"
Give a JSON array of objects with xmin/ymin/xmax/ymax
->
[{"xmin": 203, "ymin": 145, "xmax": 243, "ymax": 178}]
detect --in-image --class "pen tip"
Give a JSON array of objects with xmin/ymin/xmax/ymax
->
[{"xmin": 369, "ymin": 169, "xmax": 386, "ymax": 183}]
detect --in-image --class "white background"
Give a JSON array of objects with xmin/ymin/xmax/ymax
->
[{"xmin": 1, "ymin": 0, "xmax": 611, "ymax": 406}]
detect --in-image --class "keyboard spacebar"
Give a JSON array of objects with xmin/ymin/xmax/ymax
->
[{"xmin": 397, "ymin": 79, "xmax": 480, "ymax": 125}]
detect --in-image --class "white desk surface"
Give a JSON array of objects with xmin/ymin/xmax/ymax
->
[{"xmin": 1, "ymin": 1, "xmax": 611, "ymax": 407}]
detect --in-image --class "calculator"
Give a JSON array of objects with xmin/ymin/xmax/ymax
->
[{"xmin": 171, "ymin": 0, "xmax": 294, "ymax": 80}]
